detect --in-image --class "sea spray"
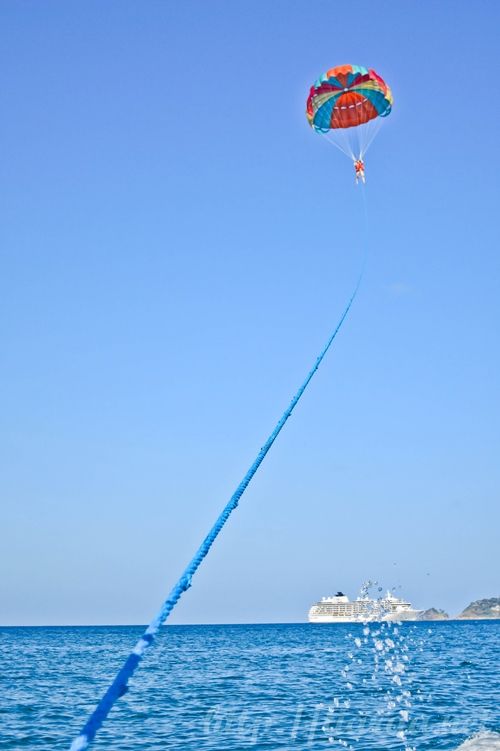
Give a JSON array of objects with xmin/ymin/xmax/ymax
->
[{"xmin": 323, "ymin": 582, "xmax": 418, "ymax": 751}]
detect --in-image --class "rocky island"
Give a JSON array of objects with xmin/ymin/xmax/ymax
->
[
  {"xmin": 417, "ymin": 598, "xmax": 500, "ymax": 621},
  {"xmin": 418, "ymin": 608, "xmax": 449, "ymax": 621},
  {"xmin": 457, "ymin": 597, "xmax": 500, "ymax": 620}
]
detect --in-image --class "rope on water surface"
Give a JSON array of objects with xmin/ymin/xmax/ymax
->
[{"xmin": 69, "ymin": 235, "xmax": 366, "ymax": 751}]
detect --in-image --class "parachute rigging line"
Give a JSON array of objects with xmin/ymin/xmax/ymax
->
[{"xmin": 68, "ymin": 239, "xmax": 366, "ymax": 751}]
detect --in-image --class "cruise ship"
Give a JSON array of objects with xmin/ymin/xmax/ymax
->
[{"xmin": 308, "ymin": 591, "xmax": 421, "ymax": 623}]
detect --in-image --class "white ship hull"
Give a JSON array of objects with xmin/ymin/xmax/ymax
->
[{"xmin": 308, "ymin": 609, "xmax": 420, "ymax": 623}]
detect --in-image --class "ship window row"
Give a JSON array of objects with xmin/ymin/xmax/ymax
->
[{"xmin": 315, "ymin": 606, "xmax": 367, "ymax": 613}]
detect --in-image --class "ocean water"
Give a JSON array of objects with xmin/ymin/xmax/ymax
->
[{"xmin": 0, "ymin": 622, "xmax": 498, "ymax": 750}]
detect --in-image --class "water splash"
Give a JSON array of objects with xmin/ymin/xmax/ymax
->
[{"xmin": 323, "ymin": 581, "xmax": 417, "ymax": 751}]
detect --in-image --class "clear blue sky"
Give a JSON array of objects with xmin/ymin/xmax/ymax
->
[{"xmin": 1, "ymin": 1, "xmax": 498, "ymax": 625}]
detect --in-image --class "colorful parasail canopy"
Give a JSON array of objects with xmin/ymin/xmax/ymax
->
[{"xmin": 306, "ymin": 64, "xmax": 393, "ymax": 133}]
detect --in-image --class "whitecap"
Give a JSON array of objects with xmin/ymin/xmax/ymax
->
[{"xmin": 455, "ymin": 732, "xmax": 500, "ymax": 750}]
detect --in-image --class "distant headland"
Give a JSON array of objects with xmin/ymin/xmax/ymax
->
[{"xmin": 418, "ymin": 597, "xmax": 500, "ymax": 621}]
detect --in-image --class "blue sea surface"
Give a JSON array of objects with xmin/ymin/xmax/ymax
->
[{"xmin": 0, "ymin": 622, "xmax": 499, "ymax": 750}]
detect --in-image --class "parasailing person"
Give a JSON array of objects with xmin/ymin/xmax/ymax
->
[{"xmin": 306, "ymin": 64, "xmax": 392, "ymax": 183}]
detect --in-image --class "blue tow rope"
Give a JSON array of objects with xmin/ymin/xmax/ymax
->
[{"xmin": 68, "ymin": 268, "xmax": 364, "ymax": 750}]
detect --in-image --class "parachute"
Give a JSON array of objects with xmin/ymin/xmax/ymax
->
[{"xmin": 306, "ymin": 64, "xmax": 393, "ymax": 164}]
